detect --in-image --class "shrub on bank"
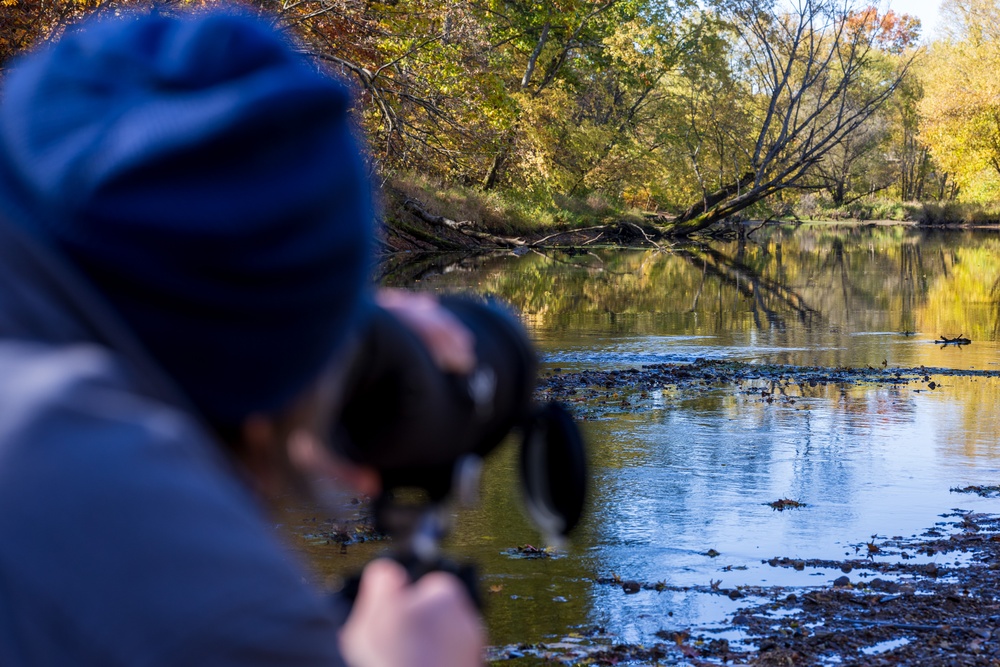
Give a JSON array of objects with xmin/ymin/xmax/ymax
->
[
  {"xmin": 810, "ymin": 198, "xmax": 921, "ymax": 222},
  {"xmin": 917, "ymin": 201, "xmax": 1000, "ymax": 225},
  {"xmin": 793, "ymin": 194, "xmax": 1000, "ymax": 225},
  {"xmin": 795, "ymin": 192, "xmax": 1000, "ymax": 225}
]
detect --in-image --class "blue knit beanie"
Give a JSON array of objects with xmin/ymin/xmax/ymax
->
[{"xmin": 0, "ymin": 9, "xmax": 373, "ymax": 422}]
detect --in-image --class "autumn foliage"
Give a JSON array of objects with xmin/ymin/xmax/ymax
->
[{"xmin": 6, "ymin": 0, "xmax": 994, "ymax": 232}]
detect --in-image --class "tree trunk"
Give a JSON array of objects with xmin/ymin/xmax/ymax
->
[
  {"xmin": 665, "ymin": 173, "xmax": 756, "ymax": 235},
  {"xmin": 483, "ymin": 22, "xmax": 551, "ymax": 191},
  {"xmin": 832, "ymin": 181, "xmax": 846, "ymax": 207},
  {"xmin": 521, "ymin": 22, "xmax": 550, "ymax": 89},
  {"xmin": 914, "ymin": 149, "xmax": 929, "ymax": 201},
  {"xmin": 482, "ymin": 133, "xmax": 511, "ymax": 190},
  {"xmin": 663, "ymin": 207, "xmax": 735, "ymax": 236}
]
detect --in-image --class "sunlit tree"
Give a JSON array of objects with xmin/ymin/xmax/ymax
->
[
  {"xmin": 661, "ymin": 0, "xmax": 916, "ymax": 234},
  {"xmin": 920, "ymin": 0, "xmax": 1000, "ymax": 202}
]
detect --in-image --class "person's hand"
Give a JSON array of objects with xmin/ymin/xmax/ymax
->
[
  {"xmin": 339, "ymin": 558, "xmax": 485, "ymax": 667},
  {"xmin": 375, "ymin": 289, "xmax": 476, "ymax": 374}
]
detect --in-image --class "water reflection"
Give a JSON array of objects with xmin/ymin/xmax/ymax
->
[
  {"xmin": 387, "ymin": 225, "xmax": 1000, "ymax": 368},
  {"xmin": 304, "ymin": 226, "xmax": 1000, "ymax": 651}
]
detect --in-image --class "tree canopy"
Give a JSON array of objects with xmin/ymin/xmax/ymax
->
[{"xmin": 4, "ymin": 0, "xmax": 997, "ymax": 235}]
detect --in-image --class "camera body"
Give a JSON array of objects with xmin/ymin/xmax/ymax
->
[{"xmin": 333, "ymin": 294, "xmax": 587, "ymax": 546}]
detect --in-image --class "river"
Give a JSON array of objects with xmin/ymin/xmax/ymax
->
[{"xmin": 288, "ymin": 223, "xmax": 1000, "ymax": 659}]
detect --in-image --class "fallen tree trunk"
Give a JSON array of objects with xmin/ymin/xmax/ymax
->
[
  {"xmin": 401, "ymin": 199, "xmax": 666, "ymax": 249},
  {"xmin": 402, "ymin": 199, "xmax": 526, "ymax": 248},
  {"xmin": 532, "ymin": 221, "xmax": 666, "ymax": 248},
  {"xmin": 669, "ymin": 173, "xmax": 756, "ymax": 233}
]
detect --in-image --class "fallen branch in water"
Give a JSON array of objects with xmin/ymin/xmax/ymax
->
[
  {"xmin": 768, "ymin": 498, "xmax": 807, "ymax": 511},
  {"xmin": 624, "ymin": 222, "xmax": 663, "ymax": 250},
  {"xmin": 532, "ymin": 225, "xmax": 608, "ymax": 246},
  {"xmin": 934, "ymin": 334, "xmax": 971, "ymax": 345},
  {"xmin": 402, "ymin": 200, "xmax": 671, "ymax": 249},
  {"xmin": 533, "ymin": 222, "xmax": 667, "ymax": 247},
  {"xmin": 834, "ymin": 618, "xmax": 947, "ymax": 632},
  {"xmin": 402, "ymin": 199, "xmax": 526, "ymax": 248}
]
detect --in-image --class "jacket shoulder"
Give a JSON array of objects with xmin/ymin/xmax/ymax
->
[{"xmin": 0, "ymin": 341, "xmax": 344, "ymax": 667}]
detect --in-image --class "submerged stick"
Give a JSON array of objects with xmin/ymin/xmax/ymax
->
[{"xmin": 835, "ymin": 618, "xmax": 946, "ymax": 632}]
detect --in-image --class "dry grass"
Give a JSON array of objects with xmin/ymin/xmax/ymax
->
[{"xmin": 382, "ymin": 173, "xmax": 632, "ymax": 237}]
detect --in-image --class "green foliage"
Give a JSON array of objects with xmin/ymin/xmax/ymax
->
[{"xmin": 795, "ymin": 195, "xmax": 1000, "ymax": 225}]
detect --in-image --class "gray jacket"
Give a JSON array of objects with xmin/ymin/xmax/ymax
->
[{"xmin": 0, "ymin": 220, "xmax": 345, "ymax": 666}]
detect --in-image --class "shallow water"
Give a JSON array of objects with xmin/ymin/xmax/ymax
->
[{"xmin": 299, "ymin": 225, "xmax": 1000, "ymax": 652}]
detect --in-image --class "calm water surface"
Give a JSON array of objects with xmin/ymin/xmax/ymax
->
[{"xmin": 295, "ymin": 225, "xmax": 1000, "ymax": 652}]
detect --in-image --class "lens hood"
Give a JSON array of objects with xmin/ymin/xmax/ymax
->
[{"xmin": 520, "ymin": 401, "xmax": 588, "ymax": 537}]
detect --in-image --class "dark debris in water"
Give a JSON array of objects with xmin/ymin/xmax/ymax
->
[
  {"xmin": 934, "ymin": 334, "xmax": 972, "ymax": 345},
  {"xmin": 501, "ymin": 544, "xmax": 562, "ymax": 560},
  {"xmin": 488, "ymin": 638, "xmax": 676, "ymax": 665},
  {"xmin": 299, "ymin": 516, "xmax": 385, "ymax": 550},
  {"xmin": 592, "ymin": 573, "xmax": 754, "ymax": 599},
  {"xmin": 768, "ymin": 498, "xmax": 807, "ymax": 511},
  {"xmin": 952, "ymin": 485, "xmax": 1000, "ymax": 498},
  {"xmin": 717, "ymin": 514, "xmax": 1000, "ymax": 666},
  {"xmin": 488, "ymin": 624, "xmax": 733, "ymax": 665},
  {"xmin": 535, "ymin": 359, "xmax": 1000, "ymax": 418}
]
